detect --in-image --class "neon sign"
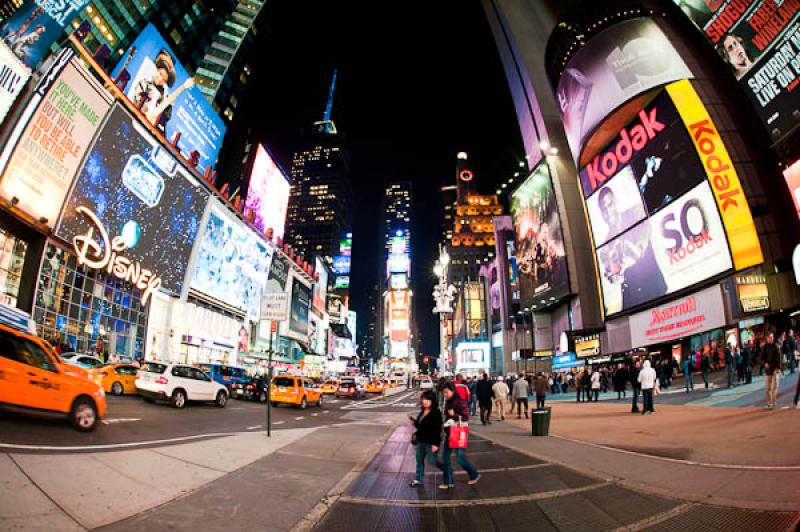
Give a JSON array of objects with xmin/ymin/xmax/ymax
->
[{"xmin": 71, "ymin": 206, "xmax": 162, "ymax": 304}]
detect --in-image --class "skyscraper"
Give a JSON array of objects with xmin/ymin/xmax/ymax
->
[
  {"xmin": 286, "ymin": 73, "xmax": 353, "ymax": 262},
  {"xmin": 382, "ymin": 182, "xmax": 412, "ymax": 256}
]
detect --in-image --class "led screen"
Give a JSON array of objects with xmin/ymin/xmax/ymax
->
[
  {"xmin": 596, "ymin": 181, "xmax": 732, "ymax": 316},
  {"xmin": 112, "ymin": 24, "xmax": 226, "ymax": 170},
  {"xmin": 57, "ymin": 104, "xmax": 209, "ymax": 295},
  {"xmin": 190, "ymin": 200, "xmax": 273, "ymax": 321},
  {"xmin": 332, "ymin": 255, "xmax": 351, "ymax": 275},
  {"xmin": 586, "ymin": 166, "xmax": 647, "ymax": 247},
  {"xmin": 1, "ymin": 57, "xmax": 111, "ymax": 225},
  {"xmin": 390, "ymin": 273, "xmax": 408, "ymax": 290},
  {"xmin": 289, "ymin": 277, "xmax": 311, "ymax": 338},
  {"xmin": 387, "ymin": 253, "xmax": 410, "ymax": 274},
  {"xmin": 673, "ymin": 0, "xmax": 800, "ymax": 145},
  {"xmin": 334, "ymin": 275, "xmax": 350, "ymax": 289},
  {"xmin": 244, "ymin": 144, "xmax": 290, "ymax": 239},
  {"xmin": 510, "ymin": 162, "xmax": 569, "ymax": 307},
  {"xmin": 312, "ymin": 257, "xmax": 327, "ymax": 314}
]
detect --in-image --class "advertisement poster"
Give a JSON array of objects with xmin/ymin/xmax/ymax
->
[
  {"xmin": 556, "ymin": 17, "xmax": 693, "ymax": 163},
  {"xmin": 0, "ymin": 0, "xmax": 89, "ymax": 69},
  {"xmin": 332, "ymin": 255, "xmax": 351, "ymax": 274},
  {"xmin": 629, "ymin": 284, "xmax": 726, "ymax": 348},
  {"xmin": 784, "ymin": 159, "xmax": 800, "ymax": 218},
  {"xmin": 486, "ymin": 260, "xmax": 502, "ymax": 333},
  {"xmin": 265, "ymin": 252, "xmax": 290, "ymax": 294},
  {"xmin": 1, "ymin": 58, "xmax": 111, "ymax": 225},
  {"xmin": 289, "ymin": 277, "xmax": 311, "ymax": 339},
  {"xmin": 312, "ymin": 256, "xmax": 327, "ymax": 314},
  {"xmin": 666, "ymin": 79, "xmax": 763, "ymax": 270},
  {"xmin": 57, "ymin": 105, "xmax": 209, "ymax": 295},
  {"xmin": 510, "ymin": 163, "xmax": 569, "ymax": 307},
  {"xmin": 244, "ymin": 144, "xmax": 290, "ymax": 239},
  {"xmin": 735, "ymin": 273, "xmax": 770, "ymax": 312},
  {"xmin": 586, "ymin": 166, "xmax": 647, "ymax": 247},
  {"xmin": 111, "ymin": 24, "xmax": 226, "ymax": 170},
  {"xmin": 0, "ymin": 41, "xmax": 30, "ymax": 126},
  {"xmin": 190, "ymin": 201, "xmax": 273, "ymax": 321},
  {"xmin": 674, "ymin": 0, "xmax": 800, "ymax": 144}
]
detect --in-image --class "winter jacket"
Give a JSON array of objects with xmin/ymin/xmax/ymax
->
[
  {"xmin": 492, "ymin": 381, "xmax": 509, "ymax": 401},
  {"xmin": 414, "ymin": 408, "xmax": 443, "ymax": 446},
  {"xmin": 638, "ymin": 360, "xmax": 657, "ymax": 390},
  {"xmin": 534, "ymin": 375, "xmax": 548, "ymax": 396},
  {"xmin": 511, "ymin": 378, "xmax": 530, "ymax": 402},
  {"xmin": 591, "ymin": 371, "xmax": 601, "ymax": 390},
  {"xmin": 444, "ymin": 394, "xmax": 470, "ymax": 424},
  {"xmin": 762, "ymin": 343, "xmax": 781, "ymax": 376},
  {"xmin": 475, "ymin": 379, "xmax": 494, "ymax": 404}
]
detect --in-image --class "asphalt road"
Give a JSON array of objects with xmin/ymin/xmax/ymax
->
[{"xmin": 0, "ymin": 388, "xmax": 421, "ymax": 451}]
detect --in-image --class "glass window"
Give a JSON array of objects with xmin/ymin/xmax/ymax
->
[
  {"xmin": 273, "ymin": 377, "xmax": 295, "ymax": 387},
  {"xmin": 13, "ymin": 336, "xmax": 57, "ymax": 372},
  {"xmin": 191, "ymin": 368, "xmax": 209, "ymax": 381},
  {"xmin": 141, "ymin": 362, "xmax": 167, "ymax": 374},
  {"xmin": 115, "ymin": 366, "xmax": 137, "ymax": 376},
  {"xmin": 172, "ymin": 366, "xmax": 191, "ymax": 378}
]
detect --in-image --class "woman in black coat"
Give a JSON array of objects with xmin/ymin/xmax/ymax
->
[{"xmin": 410, "ymin": 390, "xmax": 443, "ymax": 487}]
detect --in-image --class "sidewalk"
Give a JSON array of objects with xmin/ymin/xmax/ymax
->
[
  {"xmin": 312, "ymin": 425, "xmax": 800, "ymax": 531},
  {"xmin": 0, "ymin": 417, "xmax": 402, "ymax": 531}
]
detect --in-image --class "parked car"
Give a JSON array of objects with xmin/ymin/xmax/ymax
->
[
  {"xmin": 197, "ymin": 363, "xmax": 248, "ymax": 391},
  {"xmin": 0, "ymin": 323, "xmax": 106, "ymax": 431},
  {"xmin": 270, "ymin": 375, "xmax": 322, "ymax": 409},
  {"xmin": 89, "ymin": 364, "xmax": 139, "ymax": 395},
  {"xmin": 62, "ymin": 353, "xmax": 106, "ymax": 369},
  {"xmin": 231, "ymin": 377, "xmax": 269, "ymax": 402},
  {"xmin": 335, "ymin": 378, "xmax": 365, "ymax": 399},
  {"xmin": 136, "ymin": 362, "xmax": 228, "ymax": 408}
]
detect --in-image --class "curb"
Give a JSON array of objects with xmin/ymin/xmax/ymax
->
[{"xmin": 289, "ymin": 420, "xmax": 401, "ymax": 532}]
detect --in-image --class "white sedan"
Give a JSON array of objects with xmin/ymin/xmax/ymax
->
[{"xmin": 419, "ymin": 376, "xmax": 434, "ymax": 390}]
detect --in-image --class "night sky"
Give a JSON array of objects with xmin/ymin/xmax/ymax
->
[{"xmin": 228, "ymin": 1, "xmax": 524, "ymax": 357}]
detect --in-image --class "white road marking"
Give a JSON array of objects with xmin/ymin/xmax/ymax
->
[
  {"xmin": 341, "ymin": 391, "xmax": 417, "ymax": 411},
  {"xmin": 246, "ymin": 425, "xmax": 263, "ymax": 430},
  {"xmin": 322, "ymin": 410, "xmax": 330, "ymax": 414},
  {"xmin": 101, "ymin": 418, "xmax": 141, "ymax": 425},
  {"xmin": 272, "ymin": 421, "xmax": 285, "ymax": 425},
  {"xmin": 0, "ymin": 432, "xmax": 239, "ymax": 451},
  {"xmin": 294, "ymin": 416, "xmax": 304, "ymax": 420}
]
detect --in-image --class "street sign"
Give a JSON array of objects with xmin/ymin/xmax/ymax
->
[{"xmin": 261, "ymin": 293, "xmax": 289, "ymax": 321}]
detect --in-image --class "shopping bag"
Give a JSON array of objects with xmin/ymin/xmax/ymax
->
[{"xmin": 448, "ymin": 421, "xmax": 469, "ymax": 449}]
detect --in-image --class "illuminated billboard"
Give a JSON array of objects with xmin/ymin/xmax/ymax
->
[
  {"xmin": 332, "ymin": 255, "xmax": 351, "ymax": 275},
  {"xmin": 673, "ymin": 0, "xmax": 800, "ymax": 145},
  {"xmin": 510, "ymin": 163, "xmax": 569, "ymax": 307},
  {"xmin": 390, "ymin": 273, "xmax": 408, "ymax": 290},
  {"xmin": 111, "ymin": 24, "xmax": 226, "ymax": 170},
  {"xmin": 0, "ymin": 0, "xmax": 90, "ymax": 68},
  {"xmin": 57, "ymin": 104, "xmax": 209, "ymax": 295},
  {"xmin": 334, "ymin": 275, "xmax": 350, "ymax": 289},
  {"xmin": 0, "ymin": 41, "xmax": 30, "ymax": 125},
  {"xmin": 190, "ymin": 200, "xmax": 273, "ymax": 321},
  {"xmin": 312, "ymin": 257, "xmax": 328, "ymax": 314},
  {"xmin": 244, "ymin": 144, "xmax": 290, "ymax": 239},
  {"xmin": 556, "ymin": 17, "xmax": 692, "ymax": 163},
  {"xmin": 387, "ymin": 253, "xmax": 410, "ymax": 274},
  {"xmin": 0, "ymin": 56, "xmax": 111, "ymax": 226},
  {"xmin": 289, "ymin": 277, "xmax": 311, "ymax": 339}
]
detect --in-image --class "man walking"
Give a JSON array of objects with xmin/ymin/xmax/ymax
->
[
  {"xmin": 683, "ymin": 354, "xmax": 694, "ymax": 392},
  {"xmin": 511, "ymin": 374, "xmax": 530, "ymax": 419},
  {"xmin": 762, "ymin": 332, "xmax": 781, "ymax": 409},
  {"xmin": 701, "ymin": 350, "xmax": 711, "ymax": 389},
  {"xmin": 629, "ymin": 360, "xmax": 641, "ymax": 413},
  {"xmin": 783, "ymin": 330, "xmax": 796, "ymax": 375},
  {"xmin": 638, "ymin": 360, "xmax": 657, "ymax": 414},
  {"xmin": 475, "ymin": 373, "xmax": 494, "ymax": 424},
  {"xmin": 491, "ymin": 376, "xmax": 509, "ymax": 421},
  {"xmin": 724, "ymin": 343, "xmax": 735, "ymax": 388},
  {"xmin": 467, "ymin": 377, "xmax": 478, "ymax": 416},
  {"xmin": 534, "ymin": 372, "xmax": 548, "ymax": 409}
]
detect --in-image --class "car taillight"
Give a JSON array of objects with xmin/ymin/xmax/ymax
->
[
  {"xmin": 155, "ymin": 376, "xmax": 168, "ymax": 385},
  {"xmin": 246, "ymin": 384, "xmax": 254, "ymax": 390}
]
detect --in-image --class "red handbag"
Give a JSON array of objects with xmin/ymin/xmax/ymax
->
[{"xmin": 448, "ymin": 420, "xmax": 469, "ymax": 449}]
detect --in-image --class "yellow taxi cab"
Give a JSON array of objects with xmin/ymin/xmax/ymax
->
[
  {"xmin": 270, "ymin": 375, "xmax": 323, "ymax": 409},
  {"xmin": 89, "ymin": 364, "xmax": 139, "ymax": 395},
  {"xmin": 320, "ymin": 379, "xmax": 339, "ymax": 395},
  {"xmin": 0, "ymin": 323, "xmax": 107, "ymax": 431},
  {"xmin": 365, "ymin": 380, "xmax": 385, "ymax": 395}
]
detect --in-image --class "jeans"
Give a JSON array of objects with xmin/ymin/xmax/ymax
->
[
  {"xmin": 479, "ymin": 401, "xmax": 492, "ymax": 424},
  {"xmin": 745, "ymin": 367, "xmax": 752, "ymax": 384},
  {"xmin": 631, "ymin": 385, "xmax": 640, "ymax": 412},
  {"xmin": 516, "ymin": 398, "xmax": 529, "ymax": 417},
  {"xmin": 415, "ymin": 443, "xmax": 438, "ymax": 482},
  {"xmin": 702, "ymin": 371, "xmax": 709, "ymax": 388},
  {"xmin": 727, "ymin": 365, "xmax": 735, "ymax": 387},
  {"xmin": 642, "ymin": 388, "xmax": 655, "ymax": 413},
  {"xmin": 576, "ymin": 386, "xmax": 583, "ymax": 402},
  {"xmin": 493, "ymin": 399, "xmax": 506, "ymax": 420},
  {"xmin": 765, "ymin": 373, "xmax": 780, "ymax": 406},
  {"xmin": 469, "ymin": 397, "xmax": 477, "ymax": 416},
  {"xmin": 591, "ymin": 389, "xmax": 599, "ymax": 402},
  {"xmin": 440, "ymin": 438, "xmax": 479, "ymax": 485},
  {"xmin": 536, "ymin": 395, "xmax": 545, "ymax": 409},
  {"xmin": 685, "ymin": 372, "xmax": 694, "ymax": 391}
]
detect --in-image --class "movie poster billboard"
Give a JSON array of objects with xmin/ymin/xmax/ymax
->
[
  {"xmin": 486, "ymin": 260, "xmax": 502, "ymax": 333},
  {"xmin": 586, "ymin": 166, "xmax": 647, "ymax": 247},
  {"xmin": 289, "ymin": 277, "xmax": 311, "ymax": 339},
  {"xmin": 57, "ymin": 104, "xmax": 209, "ymax": 295},
  {"xmin": 0, "ymin": 56, "xmax": 111, "ymax": 226},
  {"xmin": 556, "ymin": 17, "xmax": 693, "ymax": 163},
  {"xmin": 0, "ymin": 41, "xmax": 30, "ymax": 126},
  {"xmin": 265, "ymin": 251, "xmax": 290, "ymax": 294},
  {"xmin": 673, "ymin": 0, "xmax": 800, "ymax": 145},
  {"xmin": 510, "ymin": 162, "xmax": 569, "ymax": 307},
  {"xmin": 0, "ymin": 0, "xmax": 90, "ymax": 69},
  {"xmin": 111, "ymin": 24, "xmax": 226, "ymax": 170},
  {"xmin": 190, "ymin": 200, "xmax": 273, "ymax": 321},
  {"xmin": 244, "ymin": 144, "xmax": 290, "ymax": 239},
  {"xmin": 597, "ymin": 181, "xmax": 732, "ymax": 316}
]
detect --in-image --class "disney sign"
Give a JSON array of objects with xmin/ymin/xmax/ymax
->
[{"xmin": 71, "ymin": 206, "xmax": 162, "ymax": 304}]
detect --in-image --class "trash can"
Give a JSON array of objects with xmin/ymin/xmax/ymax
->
[{"xmin": 531, "ymin": 407, "xmax": 551, "ymax": 436}]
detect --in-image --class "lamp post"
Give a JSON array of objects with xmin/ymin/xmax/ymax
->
[{"xmin": 432, "ymin": 247, "xmax": 455, "ymax": 374}]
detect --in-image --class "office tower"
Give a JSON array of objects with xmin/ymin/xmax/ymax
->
[{"xmin": 382, "ymin": 182, "xmax": 412, "ymax": 256}]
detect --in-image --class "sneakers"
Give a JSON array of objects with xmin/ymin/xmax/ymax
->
[
  {"xmin": 409, "ymin": 480, "xmax": 423, "ymax": 487},
  {"xmin": 438, "ymin": 484, "xmax": 451, "ymax": 490},
  {"xmin": 467, "ymin": 474, "xmax": 481, "ymax": 486}
]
